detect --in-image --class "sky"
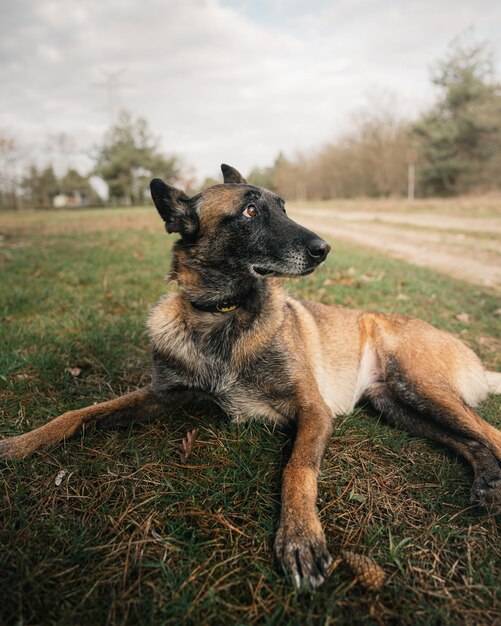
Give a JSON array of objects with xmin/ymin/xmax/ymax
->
[{"xmin": 1, "ymin": 0, "xmax": 500, "ymax": 183}]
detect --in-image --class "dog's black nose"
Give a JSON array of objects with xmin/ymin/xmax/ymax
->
[{"xmin": 307, "ymin": 239, "xmax": 331, "ymax": 262}]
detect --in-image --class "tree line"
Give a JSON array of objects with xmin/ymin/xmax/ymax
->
[
  {"xmin": 1, "ymin": 34, "xmax": 500, "ymax": 210},
  {"xmin": 246, "ymin": 35, "xmax": 501, "ymax": 200},
  {"xmin": 0, "ymin": 111, "xmax": 181, "ymax": 210}
]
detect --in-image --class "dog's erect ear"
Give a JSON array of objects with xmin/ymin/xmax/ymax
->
[
  {"xmin": 221, "ymin": 164, "xmax": 247, "ymax": 184},
  {"xmin": 150, "ymin": 178, "xmax": 198, "ymax": 236}
]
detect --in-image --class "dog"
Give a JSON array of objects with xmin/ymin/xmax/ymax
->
[{"xmin": 1, "ymin": 164, "xmax": 500, "ymax": 589}]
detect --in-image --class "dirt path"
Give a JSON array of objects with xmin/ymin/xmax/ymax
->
[{"xmin": 290, "ymin": 207, "xmax": 501, "ymax": 289}]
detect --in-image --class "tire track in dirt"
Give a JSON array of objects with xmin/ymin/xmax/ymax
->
[{"xmin": 290, "ymin": 208, "xmax": 501, "ymax": 289}]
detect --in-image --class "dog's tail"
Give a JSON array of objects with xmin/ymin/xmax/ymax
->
[{"xmin": 486, "ymin": 371, "xmax": 501, "ymax": 395}]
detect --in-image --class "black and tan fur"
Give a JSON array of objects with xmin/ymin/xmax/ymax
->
[{"xmin": 1, "ymin": 164, "xmax": 500, "ymax": 589}]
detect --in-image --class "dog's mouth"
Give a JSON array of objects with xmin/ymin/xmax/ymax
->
[{"xmin": 251, "ymin": 265, "xmax": 316, "ymax": 278}]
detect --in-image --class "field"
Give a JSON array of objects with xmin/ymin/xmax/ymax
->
[{"xmin": 0, "ymin": 202, "xmax": 500, "ymax": 625}]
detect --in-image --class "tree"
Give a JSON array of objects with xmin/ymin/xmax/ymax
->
[
  {"xmin": 271, "ymin": 153, "xmax": 300, "ymax": 199},
  {"xmin": 46, "ymin": 133, "xmax": 77, "ymax": 177},
  {"xmin": 94, "ymin": 110, "xmax": 180, "ymax": 205},
  {"xmin": 307, "ymin": 93, "xmax": 413, "ymax": 199},
  {"xmin": 200, "ymin": 176, "xmax": 220, "ymax": 190},
  {"xmin": 0, "ymin": 133, "xmax": 21, "ymax": 209},
  {"xmin": 59, "ymin": 168, "xmax": 101, "ymax": 205},
  {"xmin": 21, "ymin": 165, "xmax": 58, "ymax": 209},
  {"xmin": 247, "ymin": 166, "xmax": 275, "ymax": 191},
  {"xmin": 414, "ymin": 34, "xmax": 501, "ymax": 195},
  {"xmin": 263, "ymin": 93, "xmax": 413, "ymax": 201}
]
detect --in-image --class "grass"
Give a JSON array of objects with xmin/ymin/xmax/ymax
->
[
  {"xmin": 0, "ymin": 208, "xmax": 500, "ymax": 626},
  {"xmin": 287, "ymin": 194, "xmax": 501, "ymax": 218},
  {"xmin": 339, "ymin": 220, "xmax": 501, "ymax": 242}
]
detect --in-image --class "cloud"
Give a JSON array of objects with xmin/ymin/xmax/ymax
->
[{"xmin": 1, "ymin": 0, "xmax": 500, "ymax": 180}]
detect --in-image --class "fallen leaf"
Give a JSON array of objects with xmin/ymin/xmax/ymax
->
[
  {"xmin": 455, "ymin": 312, "xmax": 470, "ymax": 323},
  {"xmin": 494, "ymin": 308, "xmax": 501, "ymax": 316},
  {"xmin": 15, "ymin": 373, "xmax": 34, "ymax": 381},
  {"xmin": 179, "ymin": 428, "xmax": 199, "ymax": 464},
  {"xmin": 348, "ymin": 488, "xmax": 367, "ymax": 503},
  {"xmin": 396, "ymin": 293, "xmax": 409, "ymax": 301},
  {"xmin": 67, "ymin": 367, "xmax": 82, "ymax": 377},
  {"xmin": 360, "ymin": 271, "xmax": 385, "ymax": 282},
  {"xmin": 55, "ymin": 470, "xmax": 67, "ymax": 486},
  {"xmin": 132, "ymin": 250, "xmax": 144, "ymax": 259}
]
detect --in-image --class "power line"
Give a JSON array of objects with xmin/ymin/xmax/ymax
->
[{"xmin": 94, "ymin": 69, "xmax": 133, "ymax": 123}]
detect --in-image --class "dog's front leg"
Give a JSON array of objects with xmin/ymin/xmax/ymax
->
[
  {"xmin": 274, "ymin": 391, "xmax": 333, "ymax": 589},
  {"xmin": 0, "ymin": 386, "xmax": 192, "ymax": 460}
]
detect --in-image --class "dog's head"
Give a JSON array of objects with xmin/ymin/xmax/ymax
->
[{"xmin": 150, "ymin": 164, "xmax": 330, "ymax": 280}]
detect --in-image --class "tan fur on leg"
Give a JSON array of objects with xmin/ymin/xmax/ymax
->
[{"xmin": 0, "ymin": 387, "xmax": 191, "ymax": 460}]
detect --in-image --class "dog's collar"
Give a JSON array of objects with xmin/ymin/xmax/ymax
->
[{"xmin": 190, "ymin": 300, "xmax": 239, "ymax": 314}]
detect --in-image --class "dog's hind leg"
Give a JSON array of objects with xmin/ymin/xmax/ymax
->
[
  {"xmin": 365, "ymin": 379, "xmax": 501, "ymax": 512},
  {"xmin": 0, "ymin": 386, "xmax": 192, "ymax": 461},
  {"xmin": 363, "ymin": 315, "xmax": 501, "ymax": 509},
  {"xmin": 274, "ymin": 386, "xmax": 334, "ymax": 589},
  {"xmin": 381, "ymin": 353, "xmax": 501, "ymax": 460}
]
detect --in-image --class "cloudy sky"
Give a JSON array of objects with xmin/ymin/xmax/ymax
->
[{"xmin": 1, "ymin": 0, "xmax": 500, "ymax": 182}]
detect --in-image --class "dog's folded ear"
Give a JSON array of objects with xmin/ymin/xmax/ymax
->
[
  {"xmin": 150, "ymin": 179, "xmax": 198, "ymax": 237},
  {"xmin": 221, "ymin": 164, "xmax": 247, "ymax": 184}
]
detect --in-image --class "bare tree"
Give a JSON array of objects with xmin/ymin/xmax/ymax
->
[
  {"xmin": 264, "ymin": 92, "xmax": 413, "ymax": 201},
  {"xmin": 0, "ymin": 133, "xmax": 23, "ymax": 210}
]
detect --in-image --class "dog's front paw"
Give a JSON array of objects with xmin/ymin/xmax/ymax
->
[
  {"xmin": 0, "ymin": 438, "xmax": 15, "ymax": 461},
  {"xmin": 274, "ymin": 518, "xmax": 332, "ymax": 589},
  {"xmin": 0, "ymin": 436, "xmax": 28, "ymax": 461}
]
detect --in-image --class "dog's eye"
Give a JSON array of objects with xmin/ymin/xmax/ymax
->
[{"xmin": 243, "ymin": 204, "xmax": 257, "ymax": 218}]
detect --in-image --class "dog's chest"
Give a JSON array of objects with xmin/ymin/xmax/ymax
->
[
  {"xmin": 151, "ymin": 322, "xmax": 237, "ymax": 395},
  {"xmin": 151, "ymin": 344, "xmax": 295, "ymax": 424},
  {"xmin": 148, "ymin": 301, "xmax": 295, "ymax": 421}
]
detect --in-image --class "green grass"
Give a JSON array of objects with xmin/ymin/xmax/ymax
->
[{"xmin": 0, "ymin": 210, "xmax": 500, "ymax": 626}]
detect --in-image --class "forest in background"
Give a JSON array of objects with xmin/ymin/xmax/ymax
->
[{"xmin": 1, "ymin": 34, "xmax": 500, "ymax": 210}]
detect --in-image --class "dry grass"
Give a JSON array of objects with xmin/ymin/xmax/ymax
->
[{"xmin": 287, "ymin": 193, "xmax": 501, "ymax": 218}]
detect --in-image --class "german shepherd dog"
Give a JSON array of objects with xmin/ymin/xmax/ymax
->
[{"xmin": 1, "ymin": 164, "xmax": 501, "ymax": 589}]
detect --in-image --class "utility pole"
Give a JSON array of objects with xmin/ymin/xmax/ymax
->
[
  {"xmin": 407, "ymin": 162, "xmax": 415, "ymax": 201},
  {"xmin": 99, "ymin": 69, "xmax": 126, "ymax": 124}
]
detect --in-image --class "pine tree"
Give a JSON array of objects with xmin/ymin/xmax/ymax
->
[{"xmin": 414, "ymin": 34, "xmax": 501, "ymax": 195}]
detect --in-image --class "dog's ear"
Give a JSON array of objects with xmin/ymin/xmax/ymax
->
[
  {"xmin": 150, "ymin": 178, "xmax": 198, "ymax": 236},
  {"xmin": 221, "ymin": 164, "xmax": 247, "ymax": 184}
]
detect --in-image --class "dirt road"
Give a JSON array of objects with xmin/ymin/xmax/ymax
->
[{"xmin": 289, "ymin": 206, "xmax": 501, "ymax": 289}]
